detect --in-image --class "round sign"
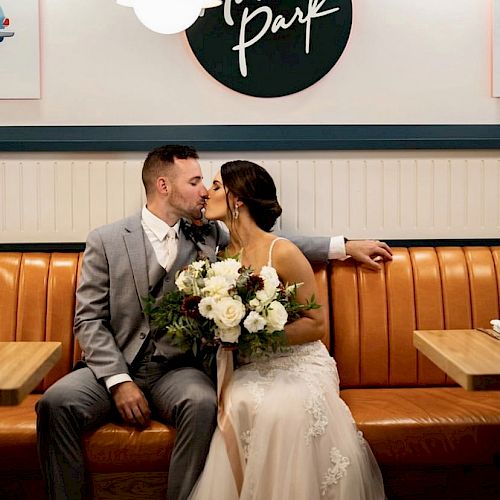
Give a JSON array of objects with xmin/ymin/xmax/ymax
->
[{"xmin": 186, "ymin": 0, "xmax": 352, "ymax": 98}]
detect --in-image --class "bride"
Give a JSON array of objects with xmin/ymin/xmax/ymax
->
[{"xmin": 189, "ymin": 160, "xmax": 385, "ymax": 500}]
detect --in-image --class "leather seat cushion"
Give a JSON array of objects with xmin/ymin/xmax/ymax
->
[
  {"xmin": 341, "ymin": 387, "xmax": 500, "ymax": 466},
  {"xmin": 0, "ymin": 395, "xmax": 176, "ymax": 473},
  {"xmin": 83, "ymin": 421, "xmax": 176, "ymax": 473},
  {"xmin": 0, "ymin": 395, "xmax": 42, "ymax": 471}
]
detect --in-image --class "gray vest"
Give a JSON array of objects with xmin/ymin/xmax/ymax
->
[{"xmin": 142, "ymin": 233, "xmax": 194, "ymax": 362}]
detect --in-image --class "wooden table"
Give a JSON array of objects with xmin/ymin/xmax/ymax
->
[
  {"xmin": 413, "ymin": 329, "xmax": 500, "ymax": 391},
  {"xmin": 0, "ymin": 341, "xmax": 62, "ymax": 405}
]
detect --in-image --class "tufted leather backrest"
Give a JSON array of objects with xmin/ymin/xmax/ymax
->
[
  {"xmin": 0, "ymin": 252, "xmax": 83, "ymax": 391},
  {"xmin": 312, "ymin": 263, "xmax": 330, "ymax": 350},
  {"xmin": 0, "ymin": 253, "xmax": 330, "ymax": 390},
  {"xmin": 331, "ymin": 247, "xmax": 500, "ymax": 389},
  {"xmin": 6, "ymin": 248, "xmax": 498, "ymax": 391}
]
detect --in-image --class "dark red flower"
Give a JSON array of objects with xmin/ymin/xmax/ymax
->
[
  {"xmin": 181, "ymin": 296, "xmax": 202, "ymax": 319},
  {"xmin": 246, "ymin": 275, "xmax": 264, "ymax": 292}
]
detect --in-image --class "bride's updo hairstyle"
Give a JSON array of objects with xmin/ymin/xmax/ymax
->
[{"xmin": 221, "ymin": 160, "xmax": 282, "ymax": 231}]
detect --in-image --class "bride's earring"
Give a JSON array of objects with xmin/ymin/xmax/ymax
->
[{"xmin": 233, "ymin": 204, "xmax": 239, "ymax": 220}]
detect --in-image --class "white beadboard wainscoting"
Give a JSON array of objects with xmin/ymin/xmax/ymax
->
[{"xmin": 1, "ymin": 150, "xmax": 499, "ymax": 243}]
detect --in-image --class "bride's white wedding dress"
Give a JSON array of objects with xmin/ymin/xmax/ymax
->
[{"xmin": 189, "ymin": 240, "xmax": 386, "ymax": 500}]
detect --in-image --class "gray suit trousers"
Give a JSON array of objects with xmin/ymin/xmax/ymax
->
[{"xmin": 36, "ymin": 361, "xmax": 217, "ymax": 500}]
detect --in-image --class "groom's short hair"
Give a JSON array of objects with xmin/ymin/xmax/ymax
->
[{"xmin": 142, "ymin": 144, "xmax": 199, "ymax": 195}]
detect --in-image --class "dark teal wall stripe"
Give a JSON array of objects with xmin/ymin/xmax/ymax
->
[
  {"xmin": 2, "ymin": 239, "xmax": 500, "ymax": 252},
  {"xmin": 1, "ymin": 125, "xmax": 500, "ymax": 151},
  {"xmin": 0, "ymin": 243, "xmax": 87, "ymax": 252},
  {"xmin": 384, "ymin": 239, "xmax": 500, "ymax": 247}
]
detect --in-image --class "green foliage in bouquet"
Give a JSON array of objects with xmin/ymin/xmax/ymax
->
[{"xmin": 144, "ymin": 257, "xmax": 320, "ymax": 375}]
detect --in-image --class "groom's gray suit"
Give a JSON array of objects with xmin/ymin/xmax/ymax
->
[
  {"xmin": 73, "ymin": 211, "xmax": 225, "ymax": 373},
  {"xmin": 36, "ymin": 211, "xmax": 330, "ymax": 500}
]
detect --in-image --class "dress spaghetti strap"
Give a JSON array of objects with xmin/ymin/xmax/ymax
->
[{"xmin": 267, "ymin": 237, "xmax": 287, "ymax": 266}]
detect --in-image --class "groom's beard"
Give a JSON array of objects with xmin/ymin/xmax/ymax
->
[{"xmin": 169, "ymin": 190, "xmax": 206, "ymax": 221}]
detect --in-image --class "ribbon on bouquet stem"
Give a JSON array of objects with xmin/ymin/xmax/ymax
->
[{"xmin": 216, "ymin": 346, "xmax": 244, "ymax": 494}]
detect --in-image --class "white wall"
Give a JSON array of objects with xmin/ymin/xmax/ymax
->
[
  {"xmin": 2, "ymin": 150, "xmax": 500, "ymax": 243},
  {"xmin": 1, "ymin": 1, "xmax": 500, "ymax": 243},
  {"xmin": 0, "ymin": 0, "xmax": 498, "ymax": 125}
]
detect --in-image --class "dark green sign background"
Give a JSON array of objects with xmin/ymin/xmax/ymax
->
[{"xmin": 186, "ymin": 0, "xmax": 352, "ymax": 98}]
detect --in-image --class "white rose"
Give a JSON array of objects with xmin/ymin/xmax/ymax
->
[
  {"xmin": 198, "ymin": 296, "xmax": 217, "ymax": 319},
  {"xmin": 259, "ymin": 266, "xmax": 281, "ymax": 301},
  {"xmin": 260, "ymin": 266, "xmax": 280, "ymax": 289},
  {"xmin": 266, "ymin": 301, "xmax": 288, "ymax": 332},
  {"xmin": 213, "ymin": 297, "xmax": 246, "ymax": 328},
  {"xmin": 256, "ymin": 287, "xmax": 276, "ymax": 304},
  {"xmin": 218, "ymin": 325, "xmax": 241, "ymax": 343},
  {"xmin": 249, "ymin": 297, "xmax": 263, "ymax": 312},
  {"xmin": 191, "ymin": 260, "xmax": 206, "ymax": 275},
  {"xmin": 175, "ymin": 270, "xmax": 192, "ymax": 294},
  {"xmin": 243, "ymin": 311, "xmax": 267, "ymax": 333},
  {"xmin": 210, "ymin": 259, "xmax": 241, "ymax": 285},
  {"xmin": 202, "ymin": 275, "xmax": 231, "ymax": 298}
]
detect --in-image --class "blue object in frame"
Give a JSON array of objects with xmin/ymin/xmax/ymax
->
[{"xmin": 0, "ymin": 5, "xmax": 15, "ymax": 43}]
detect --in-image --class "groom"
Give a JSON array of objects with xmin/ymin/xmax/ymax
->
[{"xmin": 36, "ymin": 144, "xmax": 392, "ymax": 500}]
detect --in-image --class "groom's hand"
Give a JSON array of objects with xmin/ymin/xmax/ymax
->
[
  {"xmin": 111, "ymin": 381, "xmax": 151, "ymax": 427},
  {"xmin": 345, "ymin": 240, "xmax": 393, "ymax": 271}
]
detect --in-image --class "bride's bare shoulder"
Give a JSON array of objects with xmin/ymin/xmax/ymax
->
[
  {"xmin": 272, "ymin": 236, "xmax": 298, "ymax": 250},
  {"xmin": 271, "ymin": 238, "xmax": 307, "ymax": 264}
]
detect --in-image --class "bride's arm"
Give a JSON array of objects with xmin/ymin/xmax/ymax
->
[{"xmin": 273, "ymin": 240, "xmax": 325, "ymax": 346}]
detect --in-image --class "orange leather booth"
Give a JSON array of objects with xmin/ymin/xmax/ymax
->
[{"xmin": 1, "ymin": 248, "xmax": 499, "ymax": 499}]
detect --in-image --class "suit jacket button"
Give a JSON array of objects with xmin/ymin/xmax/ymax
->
[{"xmin": 139, "ymin": 332, "xmax": 146, "ymax": 339}]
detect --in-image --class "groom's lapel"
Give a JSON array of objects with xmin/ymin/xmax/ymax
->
[
  {"xmin": 123, "ymin": 214, "xmax": 150, "ymax": 305},
  {"xmin": 121, "ymin": 216, "xmax": 219, "ymax": 298},
  {"xmin": 144, "ymin": 235, "xmax": 166, "ymax": 290}
]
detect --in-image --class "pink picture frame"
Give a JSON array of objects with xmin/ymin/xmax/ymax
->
[{"xmin": 0, "ymin": 0, "xmax": 40, "ymax": 99}]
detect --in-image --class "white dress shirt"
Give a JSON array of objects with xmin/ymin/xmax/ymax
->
[
  {"xmin": 329, "ymin": 235, "xmax": 347, "ymax": 260},
  {"xmin": 141, "ymin": 205, "xmax": 180, "ymax": 269}
]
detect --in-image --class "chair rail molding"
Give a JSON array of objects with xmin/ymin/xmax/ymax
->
[{"xmin": 1, "ymin": 125, "xmax": 500, "ymax": 151}]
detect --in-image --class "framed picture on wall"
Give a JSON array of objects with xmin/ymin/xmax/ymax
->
[{"xmin": 0, "ymin": 0, "xmax": 40, "ymax": 99}]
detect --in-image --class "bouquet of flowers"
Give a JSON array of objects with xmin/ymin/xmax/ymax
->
[{"xmin": 145, "ymin": 257, "xmax": 319, "ymax": 373}]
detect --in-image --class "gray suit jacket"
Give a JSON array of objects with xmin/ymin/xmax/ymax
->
[
  {"xmin": 74, "ymin": 211, "xmax": 330, "ymax": 381},
  {"xmin": 74, "ymin": 211, "xmax": 227, "ymax": 380}
]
